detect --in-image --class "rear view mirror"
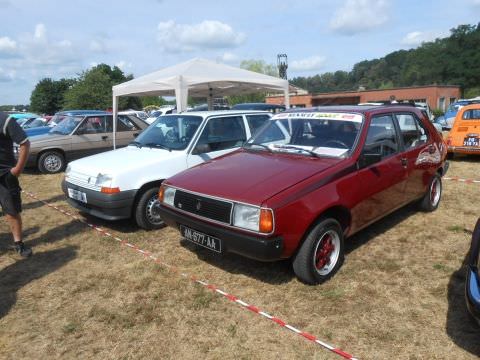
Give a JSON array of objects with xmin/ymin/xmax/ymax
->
[{"xmin": 358, "ymin": 153, "xmax": 382, "ymax": 168}]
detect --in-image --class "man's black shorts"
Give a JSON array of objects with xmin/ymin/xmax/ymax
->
[{"xmin": 0, "ymin": 171, "xmax": 22, "ymax": 215}]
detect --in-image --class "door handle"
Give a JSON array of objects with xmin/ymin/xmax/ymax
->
[
  {"xmin": 401, "ymin": 158, "xmax": 407, "ymax": 167},
  {"xmin": 102, "ymin": 135, "xmax": 108, "ymax": 140}
]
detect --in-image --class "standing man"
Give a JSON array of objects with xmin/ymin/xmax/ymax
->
[{"xmin": 0, "ymin": 111, "xmax": 31, "ymax": 257}]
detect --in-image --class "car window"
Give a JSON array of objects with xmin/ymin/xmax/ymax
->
[
  {"xmin": 77, "ymin": 116, "xmax": 106, "ymax": 134},
  {"xmin": 196, "ymin": 116, "xmax": 246, "ymax": 153},
  {"xmin": 462, "ymin": 109, "xmax": 480, "ymax": 120},
  {"xmin": 106, "ymin": 115, "xmax": 140, "ymax": 132},
  {"xmin": 363, "ymin": 115, "xmax": 399, "ymax": 158},
  {"xmin": 245, "ymin": 114, "xmax": 271, "ymax": 135},
  {"xmin": 396, "ymin": 113, "xmax": 428, "ymax": 149}
]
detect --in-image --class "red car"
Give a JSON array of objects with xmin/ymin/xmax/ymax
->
[{"xmin": 158, "ymin": 105, "xmax": 449, "ymax": 284}]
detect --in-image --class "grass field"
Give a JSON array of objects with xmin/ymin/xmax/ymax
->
[{"xmin": 0, "ymin": 157, "xmax": 479, "ymax": 360}]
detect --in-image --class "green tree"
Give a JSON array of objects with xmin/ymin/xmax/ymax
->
[
  {"xmin": 227, "ymin": 59, "xmax": 279, "ymax": 106},
  {"xmin": 30, "ymin": 78, "xmax": 73, "ymax": 115},
  {"xmin": 63, "ymin": 64, "xmax": 142, "ymax": 110}
]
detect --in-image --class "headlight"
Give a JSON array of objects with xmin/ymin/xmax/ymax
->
[
  {"xmin": 95, "ymin": 173, "xmax": 113, "ymax": 187},
  {"xmin": 233, "ymin": 204, "xmax": 274, "ymax": 233},
  {"xmin": 159, "ymin": 185, "xmax": 176, "ymax": 207}
]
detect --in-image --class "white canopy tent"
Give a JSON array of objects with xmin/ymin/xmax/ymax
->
[{"xmin": 111, "ymin": 58, "xmax": 290, "ymax": 148}]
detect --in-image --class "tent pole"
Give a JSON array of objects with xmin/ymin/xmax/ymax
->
[
  {"xmin": 284, "ymin": 85, "xmax": 290, "ymax": 109},
  {"xmin": 112, "ymin": 95, "xmax": 118, "ymax": 149}
]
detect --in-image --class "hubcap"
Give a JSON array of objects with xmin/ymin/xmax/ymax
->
[
  {"xmin": 313, "ymin": 230, "xmax": 340, "ymax": 276},
  {"xmin": 44, "ymin": 154, "xmax": 62, "ymax": 173},
  {"xmin": 430, "ymin": 178, "xmax": 441, "ymax": 207},
  {"xmin": 145, "ymin": 194, "xmax": 163, "ymax": 225}
]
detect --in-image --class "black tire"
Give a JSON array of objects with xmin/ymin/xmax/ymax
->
[
  {"xmin": 292, "ymin": 218, "xmax": 344, "ymax": 285},
  {"xmin": 38, "ymin": 151, "xmax": 66, "ymax": 174},
  {"xmin": 419, "ymin": 174, "xmax": 442, "ymax": 212},
  {"xmin": 134, "ymin": 187, "xmax": 164, "ymax": 230}
]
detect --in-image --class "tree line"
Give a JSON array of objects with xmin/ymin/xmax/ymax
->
[{"xmin": 290, "ymin": 24, "xmax": 480, "ymax": 98}]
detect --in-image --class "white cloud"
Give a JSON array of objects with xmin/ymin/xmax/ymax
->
[
  {"xmin": 219, "ymin": 52, "xmax": 239, "ymax": 63},
  {"xmin": 157, "ymin": 20, "xmax": 246, "ymax": 52},
  {"xmin": 0, "ymin": 36, "xmax": 17, "ymax": 55},
  {"xmin": 290, "ymin": 56, "xmax": 327, "ymax": 72},
  {"xmin": 0, "ymin": 67, "xmax": 15, "ymax": 82},
  {"xmin": 90, "ymin": 39, "xmax": 107, "ymax": 53},
  {"xmin": 330, "ymin": 0, "xmax": 390, "ymax": 35},
  {"xmin": 115, "ymin": 60, "xmax": 132, "ymax": 70},
  {"xmin": 401, "ymin": 30, "xmax": 448, "ymax": 47}
]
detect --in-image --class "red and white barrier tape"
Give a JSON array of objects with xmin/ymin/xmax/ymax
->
[
  {"xmin": 22, "ymin": 190, "xmax": 359, "ymax": 360},
  {"xmin": 444, "ymin": 176, "xmax": 480, "ymax": 184}
]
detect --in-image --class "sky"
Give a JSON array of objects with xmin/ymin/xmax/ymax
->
[{"xmin": 0, "ymin": 0, "xmax": 480, "ymax": 105}]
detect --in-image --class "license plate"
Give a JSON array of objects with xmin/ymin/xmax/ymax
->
[
  {"xmin": 463, "ymin": 137, "xmax": 479, "ymax": 147},
  {"xmin": 180, "ymin": 225, "xmax": 222, "ymax": 253},
  {"xmin": 67, "ymin": 188, "xmax": 87, "ymax": 203}
]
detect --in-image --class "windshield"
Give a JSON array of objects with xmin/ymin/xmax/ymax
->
[
  {"xmin": 49, "ymin": 115, "xmax": 83, "ymax": 135},
  {"xmin": 245, "ymin": 112, "xmax": 363, "ymax": 157},
  {"xmin": 133, "ymin": 115, "xmax": 203, "ymax": 150}
]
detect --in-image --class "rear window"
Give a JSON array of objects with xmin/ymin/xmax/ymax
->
[{"xmin": 462, "ymin": 109, "xmax": 480, "ymax": 120}]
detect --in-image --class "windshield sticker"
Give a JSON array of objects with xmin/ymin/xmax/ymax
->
[{"xmin": 273, "ymin": 112, "xmax": 363, "ymax": 123}]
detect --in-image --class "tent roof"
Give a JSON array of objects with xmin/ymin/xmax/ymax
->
[{"xmin": 112, "ymin": 58, "xmax": 289, "ymax": 98}]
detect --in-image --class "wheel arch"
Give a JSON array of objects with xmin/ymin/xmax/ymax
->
[{"xmin": 131, "ymin": 179, "xmax": 164, "ymax": 217}]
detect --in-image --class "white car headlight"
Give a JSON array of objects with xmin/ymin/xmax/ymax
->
[
  {"xmin": 233, "ymin": 204, "xmax": 261, "ymax": 231},
  {"xmin": 95, "ymin": 173, "xmax": 113, "ymax": 187}
]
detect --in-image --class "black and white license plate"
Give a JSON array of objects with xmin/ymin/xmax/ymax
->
[
  {"xmin": 180, "ymin": 225, "xmax": 222, "ymax": 253},
  {"xmin": 67, "ymin": 188, "xmax": 87, "ymax": 203},
  {"xmin": 464, "ymin": 137, "xmax": 479, "ymax": 147}
]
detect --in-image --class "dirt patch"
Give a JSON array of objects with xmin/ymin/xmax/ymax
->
[{"xmin": 0, "ymin": 161, "xmax": 479, "ymax": 359}]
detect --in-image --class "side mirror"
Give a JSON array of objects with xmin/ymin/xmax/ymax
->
[
  {"xmin": 358, "ymin": 153, "xmax": 382, "ymax": 168},
  {"xmin": 192, "ymin": 143, "xmax": 211, "ymax": 155}
]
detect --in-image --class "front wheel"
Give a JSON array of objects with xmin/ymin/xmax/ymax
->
[
  {"xmin": 292, "ymin": 218, "xmax": 344, "ymax": 285},
  {"xmin": 134, "ymin": 187, "xmax": 164, "ymax": 230},
  {"xmin": 38, "ymin": 151, "xmax": 66, "ymax": 174},
  {"xmin": 419, "ymin": 174, "xmax": 442, "ymax": 212}
]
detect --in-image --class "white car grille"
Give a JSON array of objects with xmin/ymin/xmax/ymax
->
[{"xmin": 65, "ymin": 172, "xmax": 101, "ymax": 191}]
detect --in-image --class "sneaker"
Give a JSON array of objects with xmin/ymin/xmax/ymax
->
[{"xmin": 14, "ymin": 242, "xmax": 32, "ymax": 258}]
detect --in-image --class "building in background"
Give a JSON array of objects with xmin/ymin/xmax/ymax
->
[{"xmin": 267, "ymin": 85, "xmax": 461, "ymax": 111}]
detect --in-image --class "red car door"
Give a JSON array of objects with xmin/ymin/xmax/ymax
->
[
  {"xmin": 351, "ymin": 114, "xmax": 408, "ymax": 232},
  {"xmin": 395, "ymin": 112, "xmax": 434, "ymax": 202}
]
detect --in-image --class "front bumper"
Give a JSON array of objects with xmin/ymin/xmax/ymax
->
[
  {"xmin": 62, "ymin": 179, "xmax": 136, "ymax": 221},
  {"xmin": 448, "ymin": 146, "xmax": 480, "ymax": 154},
  {"xmin": 466, "ymin": 266, "xmax": 480, "ymax": 324},
  {"xmin": 158, "ymin": 205, "xmax": 284, "ymax": 262}
]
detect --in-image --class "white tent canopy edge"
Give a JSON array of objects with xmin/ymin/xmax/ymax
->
[{"xmin": 111, "ymin": 58, "xmax": 290, "ymax": 148}]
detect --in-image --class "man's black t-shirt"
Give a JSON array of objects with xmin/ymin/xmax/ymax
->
[{"xmin": 0, "ymin": 112, "xmax": 28, "ymax": 175}]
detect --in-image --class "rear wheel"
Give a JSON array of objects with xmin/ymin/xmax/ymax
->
[
  {"xmin": 419, "ymin": 174, "xmax": 442, "ymax": 212},
  {"xmin": 292, "ymin": 218, "xmax": 344, "ymax": 285},
  {"xmin": 134, "ymin": 187, "xmax": 164, "ymax": 230},
  {"xmin": 38, "ymin": 151, "xmax": 65, "ymax": 174}
]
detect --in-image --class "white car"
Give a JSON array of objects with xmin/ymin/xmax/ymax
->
[
  {"xmin": 119, "ymin": 110, "xmax": 149, "ymax": 122},
  {"xmin": 62, "ymin": 110, "xmax": 272, "ymax": 229},
  {"xmin": 145, "ymin": 106, "xmax": 176, "ymax": 124}
]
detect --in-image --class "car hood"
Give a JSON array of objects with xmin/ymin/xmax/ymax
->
[
  {"xmin": 68, "ymin": 145, "xmax": 185, "ymax": 176},
  {"xmin": 167, "ymin": 149, "xmax": 342, "ymax": 205},
  {"xmin": 30, "ymin": 133, "xmax": 70, "ymax": 145}
]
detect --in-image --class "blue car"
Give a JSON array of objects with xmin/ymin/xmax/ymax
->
[
  {"xmin": 25, "ymin": 110, "xmax": 108, "ymax": 138},
  {"xmin": 466, "ymin": 218, "xmax": 480, "ymax": 325}
]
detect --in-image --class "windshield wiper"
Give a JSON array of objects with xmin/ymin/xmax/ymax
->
[
  {"xmin": 144, "ymin": 143, "xmax": 172, "ymax": 151},
  {"xmin": 272, "ymin": 144, "xmax": 320, "ymax": 157},
  {"xmin": 243, "ymin": 142, "xmax": 273, "ymax": 152}
]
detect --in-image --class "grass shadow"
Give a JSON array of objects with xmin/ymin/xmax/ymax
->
[
  {"xmin": 180, "ymin": 240, "xmax": 293, "ymax": 285},
  {"xmin": 25, "ymin": 219, "xmax": 87, "ymax": 248},
  {"xmin": 445, "ymin": 253, "xmax": 480, "ymax": 356},
  {"xmin": 0, "ymin": 246, "xmax": 77, "ymax": 319},
  {"xmin": 22, "ymin": 194, "xmax": 66, "ymax": 211},
  {"xmin": 345, "ymin": 202, "xmax": 418, "ymax": 255}
]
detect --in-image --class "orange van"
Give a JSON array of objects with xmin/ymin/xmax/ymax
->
[{"xmin": 446, "ymin": 104, "xmax": 480, "ymax": 155}]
